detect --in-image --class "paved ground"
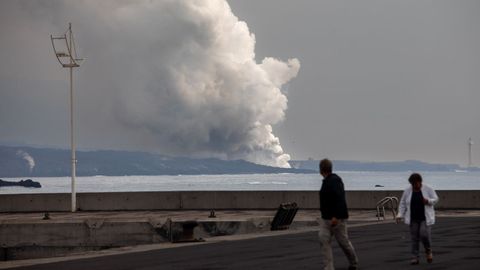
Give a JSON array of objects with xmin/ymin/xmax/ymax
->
[
  {"xmin": 2, "ymin": 209, "xmax": 478, "ymax": 222},
  {"xmin": 0, "ymin": 210, "xmax": 377, "ymax": 223},
  {"xmin": 4, "ymin": 216, "xmax": 480, "ymax": 270},
  {"xmin": 2, "ymin": 209, "xmax": 476, "ymax": 224}
]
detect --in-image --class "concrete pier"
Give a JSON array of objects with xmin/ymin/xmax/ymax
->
[
  {"xmin": 1, "ymin": 210, "xmax": 479, "ymax": 268},
  {"xmin": 0, "ymin": 210, "xmax": 310, "ymax": 260},
  {"xmin": 1, "ymin": 209, "xmax": 479, "ymax": 261},
  {"xmin": 7, "ymin": 216, "xmax": 477, "ymax": 270},
  {"xmin": 1, "ymin": 190, "xmax": 479, "ymax": 262}
]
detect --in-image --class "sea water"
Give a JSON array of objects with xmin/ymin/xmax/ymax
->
[{"xmin": 1, "ymin": 171, "xmax": 480, "ymax": 194}]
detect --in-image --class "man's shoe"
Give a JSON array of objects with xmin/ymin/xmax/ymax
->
[
  {"xmin": 348, "ymin": 266, "xmax": 358, "ymax": 270},
  {"xmin": 426, "ymin": 251, "xmax": 433, "ymax": 263},
  {"xmin": 410, "ymin": 258, "xmax": 420, "ymax": 265}
]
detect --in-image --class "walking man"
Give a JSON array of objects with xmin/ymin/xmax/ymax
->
[{"xmin": 318, "ymin": 158, "xmax": 358, "ymax": 270}]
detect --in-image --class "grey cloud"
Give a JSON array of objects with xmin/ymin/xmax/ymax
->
[{"xmin": 0, "ymin": 0, "xmax": 300, "ymax": 167}]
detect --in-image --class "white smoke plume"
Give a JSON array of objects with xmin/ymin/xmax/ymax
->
[
  {"xmin": 16, "ymin": 150, "xmax": 35, "ymax": 171},
  {"xmin": 3, "ymin": 0, "xmax": 300, "ymax": 168}
]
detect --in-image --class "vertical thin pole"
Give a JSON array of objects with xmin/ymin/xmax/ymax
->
[
  {"xmin": 69, "ymin": 22, "xmax": 77, "ymax": 212},
  {"xmin": 51, "ymin": 23, "xmax": 80, "ymax": 212},
  {"xmin": 468, "ymin": 138, "xmax": 472, "ymax": 168}
]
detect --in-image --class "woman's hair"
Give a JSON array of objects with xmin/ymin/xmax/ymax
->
[{"xmin": 408, "ymin": 173, "xmax": 423, "ymax": 185}]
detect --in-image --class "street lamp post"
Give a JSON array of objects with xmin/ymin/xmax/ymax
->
[{"xmin": 51, "ymin": 23, "xmax": 83, "ymax": 212}]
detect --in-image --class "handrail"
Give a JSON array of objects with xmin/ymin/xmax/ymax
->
[{"xmin": 376, "ymin": 196, "xmax": 398, "ymax": 221}]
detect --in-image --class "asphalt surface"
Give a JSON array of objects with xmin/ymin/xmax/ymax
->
[{"xmin": 7, "ymin": 217, "xmax": 480, "ymax": 270}]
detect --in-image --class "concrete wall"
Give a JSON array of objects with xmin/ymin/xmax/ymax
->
[
  {"xmin": 1, "ymin": 190, "xmax": 479, "ymax": 212},
  {"xmin": 0, "ymin": 220, "xmax": 166, "ymax": 260}
]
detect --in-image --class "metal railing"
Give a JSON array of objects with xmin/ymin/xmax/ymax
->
[{"xmin": 376, "ymin": 196, "xmax": 398, "ymax": 221}]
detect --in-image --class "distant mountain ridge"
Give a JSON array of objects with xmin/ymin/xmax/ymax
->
[
  {"xmin": 290, "ymin": 159, "xmax": 479, "ymax": 172},
  {"xmin": 1, "ymin": 145, "xmax": 477, "ymax": 178},
  {"xmin": 0, "ymin": 145, "xmax": 313, "ymax": 177}
]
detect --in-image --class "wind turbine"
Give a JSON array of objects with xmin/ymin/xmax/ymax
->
[{"xmin": 468, "ymin": 137, "xmax": 473, "ymax": 168}]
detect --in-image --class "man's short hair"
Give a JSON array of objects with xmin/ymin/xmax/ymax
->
[
  {"xmin": 319, "ymin": 159, "xmax": 333, "ymax": 174},
  {"xmin": 408, "ymin": 173, "xmax": 423, "ymax": 185}
]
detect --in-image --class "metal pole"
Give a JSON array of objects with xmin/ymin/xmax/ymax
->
[{"xmin": 69, "ymin": 23, "xmax": 77, "ymax": 212}]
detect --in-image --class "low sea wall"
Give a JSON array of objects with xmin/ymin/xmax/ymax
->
[{"xmin": 1, "ymin": 190, "xmax": 479, "ymax": 212}]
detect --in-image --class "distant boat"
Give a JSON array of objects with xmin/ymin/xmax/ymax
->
[
  {"xmin": 374, "ymin": 184, "xmax": 384, "ymax": 187},
  {"xmin": 455, "ymin": 169, "xmax": 468, "ymax": 173}
]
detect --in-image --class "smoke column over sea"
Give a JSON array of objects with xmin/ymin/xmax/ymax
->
[
  {"xmin": 16, "ymin": 150, "xmax": 35, "ymax": 172},
  {"xmin": 0, "ymin": 0, "xmax": 300, "ymax": 168}
]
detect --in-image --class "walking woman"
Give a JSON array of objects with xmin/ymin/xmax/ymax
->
[{"xmin": 396, "ymin": 173, "xmax": 439, "ymax": 265}]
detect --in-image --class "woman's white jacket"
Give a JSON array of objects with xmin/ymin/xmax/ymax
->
[{"xmin": 396, "ymin": 184, "xmax": 439, "ymax": 226}]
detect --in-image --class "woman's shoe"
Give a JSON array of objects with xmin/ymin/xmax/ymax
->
[
  {"xmin": 410, "ymin": 258, "xmax": 420, "ymax": 265},
  {"xmin": 426, "ymin": 250, "xmax": 433, "ymax": 263}
]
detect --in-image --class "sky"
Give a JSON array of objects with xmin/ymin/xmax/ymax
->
[
  {"xmin": 0, "ymin": 0, "xmax": 479, "ymax": 167},
  {"xmin": 229, "ymin": 0, "xmax": 480, "ymax": 166}
]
